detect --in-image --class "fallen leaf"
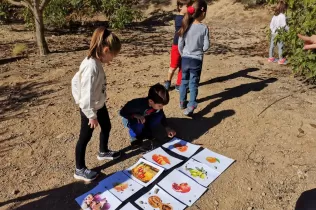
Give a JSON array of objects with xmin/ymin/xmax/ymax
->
[
  {"xmin": 310, "ymin": 124, "xmax": 316, "ymax": 129},
  {"xmin": 298, "ymin": 128, "xmax": 305, "ymax": 134}
]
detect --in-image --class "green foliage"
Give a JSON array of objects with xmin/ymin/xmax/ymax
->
[
  {"xmin": 276, "ymin": 0, "xmax": 316, "ymax": 81},
  {"xmin": 0, "ymin": 1, "xmax": 10, "ymax": 22}
]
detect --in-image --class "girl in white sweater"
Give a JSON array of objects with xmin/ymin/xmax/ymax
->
[
  {"xmin": 268, "ymin": 0, "xmax": 288, "ymax": 65},
  {"xmin": 71, "ymin": 27, "xmax": 121, "ymax": 182}
]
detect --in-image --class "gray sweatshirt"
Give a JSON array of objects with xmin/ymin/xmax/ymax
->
[
  {"xmin": 178, "ymin": 23, "xmax": 210, "ymax": 61},
  {"xmin": 71, "ymin": 57, "xmax": 106, "ymax": 119}
]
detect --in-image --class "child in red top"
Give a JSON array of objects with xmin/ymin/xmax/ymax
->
[{"xmin": 164, "ymin": 0, "xmax": 192, "ymax": 91}]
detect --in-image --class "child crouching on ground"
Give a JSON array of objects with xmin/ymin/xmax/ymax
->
[{"xmin": 120, "ymin": 83, "xmax": 176, "ymax": 151}]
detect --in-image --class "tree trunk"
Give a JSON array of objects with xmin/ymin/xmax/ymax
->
[{"xmin": 34, "ymin": 7, "xmax": 49, "ymax": 56}]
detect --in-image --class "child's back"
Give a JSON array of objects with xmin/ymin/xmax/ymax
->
[
  {"xmin": 179, "ymin": 23, "xmax": 209, "ymax": 60},
  {"xmin": 270, "ymin": 13, "xmax": 287, "ymax": 34}
]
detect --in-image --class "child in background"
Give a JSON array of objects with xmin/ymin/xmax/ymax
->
[
  {"xmin": 164, "ymin": 0, "xmax": 191, "ymax": 91},
  {"xmin": 71, "ymin": 27, "xmax": 121, "ymax": 182},
  {"xmin": 178, "ymin": 0, "xmax": 210, "ymax": 116},
  {"xmin": 120, "ymin": 83, "xmax": 176, "ymax": 151},
  {"xmin": 268, "ymin": 0, "xmax": 289, "ymax": 65}
]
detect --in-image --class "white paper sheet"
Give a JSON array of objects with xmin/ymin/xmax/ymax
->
[
  {"xmin": 123, "ymin": 158, "xmax": 164, "ymax": 187},
  {"xmin": 192, "ymin": 148, "xmax": 235, "ymax": 174},
  {"xmin": 135, "ymin": 185, "xmax": 186, "ymax": 210},
  {"xmin": 119, "ymin": 202, "xmax": 138, "ymax": 210},
  {"xmin": 178, "ymin": 158, "xmax": 220, "ymax": 187},
  {"xmin": 98, "ymin": 171, "xmax": 143, "ymax": 202},
  {"xmin": 143, "ymin": 147, "xmax": 183, "ymax": 169},
  {"xmin": 162, "ymin": 138, "xmax": 200, "ymax": 158},
  {"xmin": 75, "ymin": 184, "xmax": 121, "ymax": 210},
  {"xmin": 158, "ymin": 170, "xmax": 207, "ymax": 206}
]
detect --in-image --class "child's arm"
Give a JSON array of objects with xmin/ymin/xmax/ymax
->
[
  {"xmin": 178, "ymin": 36, "xmax": 184, "ymax": 56},
  {"xmin": 203, "ymin": 26, "xmax": 210, "ymax": 52},
  {"xmin": 119, "ymin": 99, "xmax": 142, "ymax": 119},
  {"xmin": 80, "ymin": 66, "xmax": 98, "ymax": 119},
  {"xmin": 161, "ymin": 111, "xmax": 176, "ymax": 138}
]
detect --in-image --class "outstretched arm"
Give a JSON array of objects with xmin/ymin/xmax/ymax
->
[{"xmin": 298, "ymin": 34, "xmax": 316, "ymax": 50}]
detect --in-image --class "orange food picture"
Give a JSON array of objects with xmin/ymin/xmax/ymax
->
[
  {"xmin": 113, "ymin": 183, "xmax": 128, "ymax": 192},
  {"xmin": 173, "ymin": 143, "xmax": 188, "ymax": 152},
  {"xmin": 206, "ymin": 157, "xmax": 220, "ymax": 163},
  {"xmin": 152, "ymin": 154, "xmax": 170, "ymax": 165}
]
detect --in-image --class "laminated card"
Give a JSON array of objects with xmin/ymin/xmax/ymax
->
[
  {"xmin": 178, "ymin": 158, "xmax": 220, "ymax": 187},
  {"xmin": 123, "ymin": 158, "xmax": 164, "ymax": 187},
  {"xmin": 135, "ymin": 185, "xmax": 186, "ymax": 210},
  {"xmin": 192, "ymin": 148, "xmax": 235, "ymax": 174},
  {"xmin": 75, "ymin": 184, "xmax": 121, "ymax": 210},
  {"xmin": 143, "ymin": 147, "xmax": 183, "ymax": 169},
  {"xmin": 158, "ymin": 170, "xmax": 207, "ymax": 206},
  {"xmin": 120, "ymin": 202, "xmax": 138, "ymax": 210},
  {"xmin": 162, "ymin": 137, "xmax": 200, "ymax": 158},
  {"xmin": 98, "ymin": 171, "xmax": 143, "ymax": 202}
]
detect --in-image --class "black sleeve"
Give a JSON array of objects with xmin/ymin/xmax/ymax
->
[
  {"xmin": 160, "ymin": 110, "xmax": 168, "ymax": 127},
  {"xmin": 119, "ymin": 99, "xmax": 142, "ymax": 119}
]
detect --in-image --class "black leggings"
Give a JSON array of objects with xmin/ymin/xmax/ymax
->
[{"xmin": 75, "ymin": 105, "xmax": 111, "ymax": 169}]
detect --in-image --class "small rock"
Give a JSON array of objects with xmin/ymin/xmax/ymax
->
[
  {"xmin": 280, "ymin": 181, "xmax": 284, "ymax": 185},
  {"xmin": 247, "ymin": 207, "xmax": 253, "ymax": 210},
  {"xmin": 262, "ymin": 192, "xmax": 266, "ymax": 196},
  {"xmin": 12, "ymin": 190, "xmax": 19, "ymax": 195},
  {"xmin": 248, "ymin": 187, "xmax": 252, "ymax": 191},
  {"xmin": 31, "ymin": 171, "xmax": 36, "ymax": 176},
  {"xmin": 214, "ymin": 200, "xmax": 219, "ymax": 206},
  {"xmin": 56, "ymin": 133, "xmax": 65, "ymax": 139}
]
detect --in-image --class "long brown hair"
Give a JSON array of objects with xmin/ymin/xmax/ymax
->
[
  {"xmin": 87, "ymin": 26, "xmax": 121, "ymax": 59},
  {"xmin": 178, "ymin": 0, "xmax": 207, "ymax": 37},
  {"xmin": 274, "ymin": 0, "xmax": 287, "ymax": 16},
  {"xmin": 177, "ymin": 0, "xmax": 192, "ymax": 12}
]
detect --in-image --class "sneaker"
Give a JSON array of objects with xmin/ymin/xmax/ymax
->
[
  {"xmin": 184, "ymin": 106, "xmax": 195, "ymax": 116},
  {"xmin": 97, "ymin": 150, "xmax": 121, "ymax": 161},
  {"xmin": 175, "ymin": 85, "xmax": 180, "ymax": 92},
  {"xmin": 278, "ymin": 58, "xmax": 287, "ymax": 65},
  {"xmin": 164, "ymin": 81, "xmax": 171, "ymax": 91},
  {"xmin": 180, "ymin": 101, "xmax": 188, "ymax": 109},
  {"xmin": 268, "ymin": 57, "xmax": 277, "ymax": 63},
  {"xmin": 139, "ymin": 141, "xmax": 154, "ymax": 152},
  {"xmin": 74, "ymin": 168, "xmax": 98, "ymax": 182}
]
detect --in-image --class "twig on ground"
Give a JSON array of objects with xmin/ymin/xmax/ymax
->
[{"xmin": 258, "ymin": 94, "xmax": 293, "ymax": 117}]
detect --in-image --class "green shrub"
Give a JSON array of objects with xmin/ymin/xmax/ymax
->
[
  {"xmin": 12, "ymin": 43, "xmax": 27, "ymax": 56},
  {"xmin": 276, "ymin": 0, "xmax": 316, "ymax": 81}
]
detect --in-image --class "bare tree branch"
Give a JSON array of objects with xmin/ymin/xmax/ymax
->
[{"xmin": 39, "ymin": 0, "xmax": 51, "ymax": 11}]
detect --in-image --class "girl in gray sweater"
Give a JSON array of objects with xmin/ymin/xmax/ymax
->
[{"xmin": 178, "ymin": 0, "xmax": 210, "ymax": 116}]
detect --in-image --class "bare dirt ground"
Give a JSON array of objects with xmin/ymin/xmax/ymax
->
[{"xmin": 1, "ymin": 0, "xmax": 316, "ymax": 209}]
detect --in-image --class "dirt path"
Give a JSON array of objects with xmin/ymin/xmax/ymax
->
[{"xmin": 1, "ymin": 0, "xmax": 316, "ymax": 209}]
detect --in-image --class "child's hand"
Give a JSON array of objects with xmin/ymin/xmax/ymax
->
[
  {"xmin": 298, "ymin": 34, "xmax": 316, "ymax": 50},
  {"xmin": 166, "ymin": 127, "xmax": 176, "ymax": 138},
  {"xmin": 88, "ymin": 119, "xmax": 99, "ymax": 129},
  {"xmin": 133, "ymin": 114, "xmax": 146, "ymax": 124}
]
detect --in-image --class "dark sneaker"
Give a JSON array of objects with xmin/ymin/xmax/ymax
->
[
  {"xmin": 180, "ymin": 101, "xmax": 188, "ymax": 110},
  {"xmin": 184, "ymin": 106, "xmax": 195, "ymax": 116},
  {"xmin": 140, "ymin": 141, "xmax": 154, "ymax": 152},
  {"xmin": 164, "ymin": 80, "xmax": 171, "ymax": 91},
  {"xmin": 97, "ymin": 150, "xmax": 121, "ymax": 161},
  {"xmin": 74, "ymin": 168, "xmax": 98, "ymax": 182},
  {"xmin": 175, "ymin": 85, "xmax": 180, "ymax": 92}
]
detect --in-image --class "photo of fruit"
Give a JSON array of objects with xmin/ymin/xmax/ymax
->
[
  {"xmin": 206, "ymin": 157, "xmax": 220, "ymax": 164},
  {"xmin": 130, "ymin": 162, "xmax": 159, "ymax": 183},
  {"xmin": 148, "ymin": 195, "xmax": 162, "ymax": 208},
  {"xmin": 185, "ymin": 166, "xmax": 207, "ymax": 179},
  {"xmin": 152, "ymin": 154, "xmax": 171, "ymax": 165},
  {"xmin": 113, "ymin": 183, "xmax": 128, "ymax": 192},
  {"xmin": 172, "ymin": 183, "xmax": 191, "ymax": 193},
  {"xmin": 173, "ymin": 143, "xmax": 188, "ymax": 152}
]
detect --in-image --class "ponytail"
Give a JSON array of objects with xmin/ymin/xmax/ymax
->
[
  {"xmin": 177, "ymin": 0, "xmax": 208, "ymax": 37},
  {"xmin": 88, "ymin": 26, "xmax": 121, "ymax": 59}
]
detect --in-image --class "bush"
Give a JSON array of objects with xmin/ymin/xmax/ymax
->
[
  {"xmin": 0, "ymin": 2, "xmax": 10, "ymax": 22},
  {"xmin": 12, "ymin": 43, "xmax": 27, "ymax": 56},
  {"xmin": 276, "ymin": 0, "xmax": 316, "ymax": 81}
]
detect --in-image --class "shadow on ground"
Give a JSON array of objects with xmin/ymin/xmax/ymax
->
[{"xmin": 295, "ymin": 189, "xmax": 316, "ymax": 210}]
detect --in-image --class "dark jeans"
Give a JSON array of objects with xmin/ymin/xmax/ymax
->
[
  {"xmin": 122, "ymin": 112, "xmax": 164, "ymax": 142},
  {"xmin": 180, "ymin": 57, "xmax": 203, "ymax": 108},
  {"xmin": 75, "ymin": 105, "xmax": 111, "ymax": 169}
]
